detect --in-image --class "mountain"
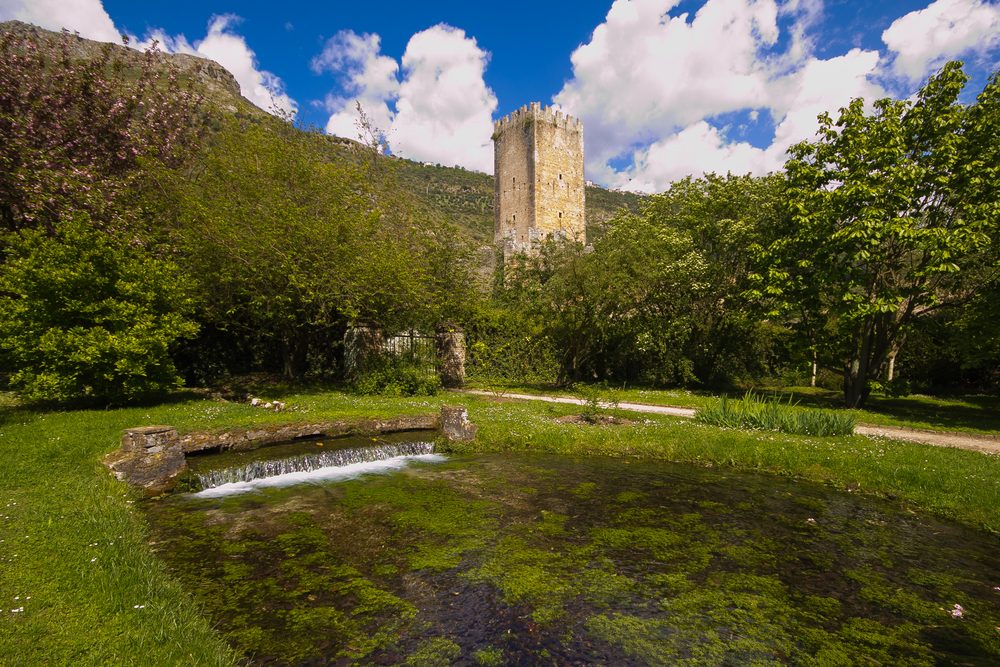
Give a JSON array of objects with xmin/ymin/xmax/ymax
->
[
  {"xmin": 0, "ymin": 20, "xmax": 254, "ymax": 114},
  {"xmin": 0, "ymin": 20, "xmax": 646, "ymax": 246}
]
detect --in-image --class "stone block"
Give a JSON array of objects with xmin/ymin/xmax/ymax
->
[{"xmin": 440, "ymin": 405, "xmax": 477, "ymax": 442}]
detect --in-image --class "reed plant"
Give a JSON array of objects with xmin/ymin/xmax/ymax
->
[{"xmin": 695, "ymin": 391, "xmax": 855, "ymax": 437}]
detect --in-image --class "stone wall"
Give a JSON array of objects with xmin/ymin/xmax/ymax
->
[
  {"xmin": 343, "ymin": 324, "xmax": 384, "ymax": 380},
  {"xmin": 104, "ymin": 407, "xmax": 477, "ymax": 496},
  {"xmin": 435, "ymin": 327, "xmax": 466, "ymax": 388},
  {"xmin": 533, "ymin": 110, "xmax": 585, "ymax": 243},
  {"xmin": 493, "ymin": 103, "xmax": 586, "ymax": 259},
  {"xmin": 493, "ymin": 107, "xmax": 535, "ymax": 254}
]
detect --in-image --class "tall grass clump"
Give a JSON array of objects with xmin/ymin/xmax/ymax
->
[{"xmin": 695, "ymin": 392, "xmax": 855, "ymax": 436}]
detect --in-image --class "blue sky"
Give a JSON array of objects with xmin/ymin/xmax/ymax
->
[{"xmin": 3, "ymin": 1, "xmax": 1000, "ymax": 191}]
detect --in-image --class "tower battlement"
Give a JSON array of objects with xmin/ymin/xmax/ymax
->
[
  {"xmin": 493, "ymin": 103, "xmax": 586, "ymax": 260},
  {"xmin": 493, "ymin": 103, "xmax": 583, "ymax": 135}
]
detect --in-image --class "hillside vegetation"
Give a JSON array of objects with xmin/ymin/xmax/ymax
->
[
  {"xmin": 391, "ymin": 158, "xmax": 645, "ymax": 243},
  {"xmin": 0, "ymin": 20, "xmax": 642, "ymax": 249}
]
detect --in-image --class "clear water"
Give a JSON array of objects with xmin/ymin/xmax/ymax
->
[{"xmin": 146, "ymin": 449, "xmax": 1000, "ymax": 665}]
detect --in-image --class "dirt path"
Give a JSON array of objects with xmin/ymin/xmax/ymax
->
[
  {"xmin": 852, "ymin": 424, "xmax": 1000, "ymax": 455},
  {"xmin": 460, "ymin": 389, "xmax": 1000, "ymax": 455}
]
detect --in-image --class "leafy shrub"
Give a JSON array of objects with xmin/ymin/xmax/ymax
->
[
  {"xmin": 352, "ymin": 356, "xmax": 441, "ymax": 397},
  {"xmin": 0, "ymin": 218, "xmax": 198, "ymax": 404},
  {"xmin": 573, "ymin": 382, "xmax": 620, "ymax": 424},
  {"xmin": 695, "ymin": 392, "xmax": 855, "ymax": 437},
  {"xmin": 870, "ymin": 377, "xmax": 913, "ymax": 398},
  {"xmin": 466, "ymin": 303, "xmax": 559, "ymax": 392}
]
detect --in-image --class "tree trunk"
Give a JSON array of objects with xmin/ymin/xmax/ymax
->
[
  {"xmin": 810, "ymin": 348, "xmax": 818, "ymax": 388},
  {"xmin": 281, "ymin": 331, "xmax": 299, "ymax": 380},
  {"xmin": 843, "ymin": 314, "xmax": 896, "ymax": 408},
  {"xmin": 843, "ymin": 358, "xmax": 869, "ymax": 408}
]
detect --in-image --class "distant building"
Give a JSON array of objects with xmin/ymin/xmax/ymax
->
[{"xmin": 493, "ymin": 103, "xmax": 585, "ymax": 260}]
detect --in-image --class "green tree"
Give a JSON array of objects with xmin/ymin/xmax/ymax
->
[
  {"xmin": 152, "ymin": 116, "xmax": 480, "ymax": 380},
  {"xmin": 636, "ymin": 174, "xmax": 788, "ymax": 385},
  {"xmin": 763, "ymin": 62, "xmax": 999, "ymax": 407},
  {"xmin": 503, "ymin": 174, "xmax": 785, "ymax": 387},
  {"xmin": 0, "ymin": 217, "xmax": 198, "ymax": 403}
]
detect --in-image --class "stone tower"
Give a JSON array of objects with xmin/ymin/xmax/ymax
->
[{"xmin": 493, "ymin": 103, "xmax": 585, "ymax": 258}]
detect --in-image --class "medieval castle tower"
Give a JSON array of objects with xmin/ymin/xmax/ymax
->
[{"xmin": 493, "ymin": 103, "xmax": 585, "ymax": 258}]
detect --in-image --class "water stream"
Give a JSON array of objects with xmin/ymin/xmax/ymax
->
[
  {"xmin": 193, "ymin": 441, "xmax": 438, "ymax": 492},
  {"xmin": 147, "ymin": 447, "xmax": 1000, "ymax": 665}
]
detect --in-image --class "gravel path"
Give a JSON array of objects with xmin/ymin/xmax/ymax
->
[{"xmin": 460, "ymin": 389, "xmax": 1000, "ymax": 455}]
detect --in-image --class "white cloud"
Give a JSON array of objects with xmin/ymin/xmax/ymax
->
[
  {"xmin": 612, "ymin": 46, "xmax": 885, "ymax": 192},
  {"xmin": 0, "ymin": 1, "xmax": 296, "ymax": 117},
  {"xmin": 187, "ymin": 15, "xmax": 296, "ymax": 116},
  {"xmin": 313, "ymin": 31, "xmax": 398, "ymax": 138},
  {"xmin": 554, "ymin": 0, "xmax": 781, "ymax": 173},
  {"xmin": 0, "ymin": 0, "xmax": 119, "ymax": 43},
  {"xmin": 882, "ymin": 0, "xmax": 1000, "ymax": 80},
  {"xmin": 316, "ymin": 24, "xmax": 497, "ymax": 173},
  {"xmin": 767, "ymin": 48, "xmax": 884, "ymax": 152},
  {"xmin": 392, "ymin": 25, "xmax": 497, "ymax": 173},
  {"xmin": 619, "ymin": 121, "xmax": 772, "ymax": 192},
  {"xmin": 553, "ymin": 0, "xmax": 887, "ymax": 191}
]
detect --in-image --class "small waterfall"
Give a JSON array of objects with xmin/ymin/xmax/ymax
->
[{"xmin": 195, "ymin": 441, "xmax": 437, "ymax": 492}]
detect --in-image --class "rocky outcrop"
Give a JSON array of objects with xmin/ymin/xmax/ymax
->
[{"xmin": 0, "ymin": 20, "xmax": 247, "ymax": 110}]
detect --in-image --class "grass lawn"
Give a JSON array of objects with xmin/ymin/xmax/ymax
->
[
  {"xmin": 470, "ymin": 382, "xmax": 1000, "ymax": 435},
  {"xmin": 1, "ymin": 388, "xmax": 999, "ymax": 664}
]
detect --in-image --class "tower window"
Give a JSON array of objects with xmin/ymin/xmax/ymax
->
[
  {"xmin": 513, "ymin": 214, "xmax": 516, "ymax": 221},
  {"xmin": 558, "ymin": 212, "xmax": 562, "ymax": 218},
  {"xmin": 512, "ymin": 177, "xmax": 516, "ymax": 185},
  {"xmin": 559, "ymin": 173, "xmax": 562, "ymax": 180}
]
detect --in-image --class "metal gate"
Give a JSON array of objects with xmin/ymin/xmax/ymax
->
[{"xmin": 383, "ymin": 330, "xmax": 438, "ymax": 374}]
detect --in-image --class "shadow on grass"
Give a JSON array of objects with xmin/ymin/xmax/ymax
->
[
  {"xmin": 210, "ymin": 374, "xmax": 353, "ymax": 400},
  {"xmin": 476, "ymin": 380, "xmax": 1000, "ymax": 434},
  {"xmin": 0, "ymin": 388, "xmax": 215, "ymax": 425},
  {"xmin": 757, "ymin": 386, "xmax": 1000, "ymax": 433}
]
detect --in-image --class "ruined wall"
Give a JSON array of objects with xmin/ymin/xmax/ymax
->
[{"xmin": 493, "ymin": 103, "xmax": 585, "ymax": 258}]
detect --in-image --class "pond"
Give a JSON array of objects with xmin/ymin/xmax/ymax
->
[{"xmin": 145, "ymin": 436, "xmax": 1000, "ymax": 665}]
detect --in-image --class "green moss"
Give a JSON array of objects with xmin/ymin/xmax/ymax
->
[
  {"xmin": 846, "ymin": 568, "xmax": 942, "ymax": 623},
  {"xmin": 473, "ymin": 646, "xmax": 505, "ymax": 666},
  {"xmin": 338, "ymin": 474, "xmax": 496, "ymax": 571},
  {"xmin": 534, "ymin": 510, "xmax": 568, "ymax": 536},
  {"xmin": 148, "ymin": 506, "xmax": 415, "ymax": 664},
  {"xmin": 646, "ymin": 572, "xmax": 696, "ymax": 596},
  {"xmin": 403, "ymin": 637, "xmax": 462, "ymax": 667},
  {"xmin": 593, "ymin": 513, "xmax": 717, "ymax": 575},
  {"xmin": 615, "ymin": 490, "xmax": 644, "ymax": 503},
  {"xmin": 835, "ymin": 618, "xmax": 934, "ymax": 665},
  {"xmin": 589, "ymin": 570, "xmax": 940, "ymax": 666},
  {"xmin": 695, "ymin": 499, "xmax": 727, "ymax": 511},
  {"xmin": 720, "ymin": 536, "xmax": 780, "ymax": 569},
  {"xmin": 466, "ymin": 535, "xmax": 578, "ymax": 624}
]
